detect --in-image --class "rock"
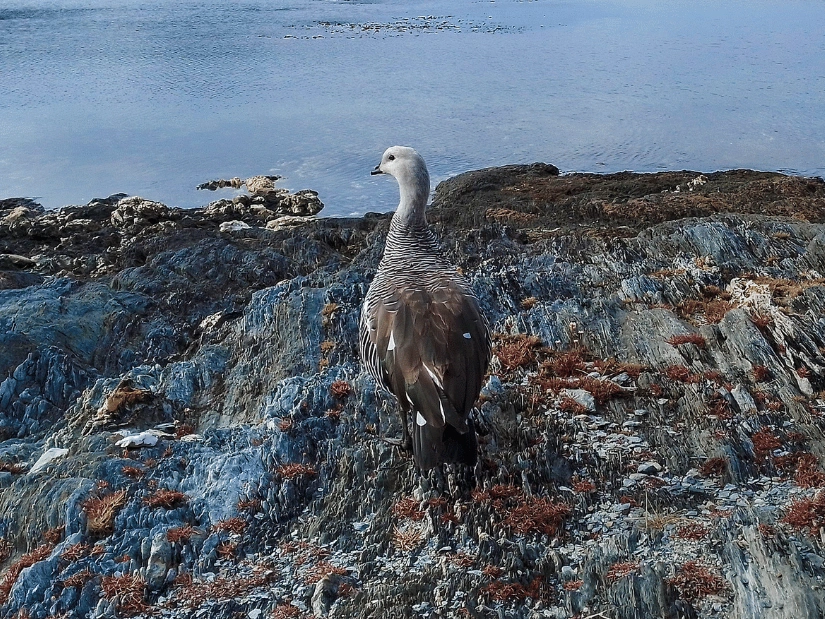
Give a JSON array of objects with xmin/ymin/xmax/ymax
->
[
  {"xmin": 637, "ymin": 462, "xmax": 662, "ymax": 475},
  {"xmin": 29, "ymin": 447, "xmax": 69, "ymax": 474},
  {"xmin": 199, "ymin": 175, "xmax": 323, "ymax": 218},
  {"xmin": 146, "ymin": 533, "xmax": 172, "ymax": 591},
  {"xmin": 219, "ymin": 220, "xmax": 252, "ymax": 232},
  {"xmin": 560, "ymin": 388, "xmax": 596, "ymax": 412},
  {"xmin": 2, "ymin": 166, "xmax": 825, "ymax": 619},
  {"xmin": 111, "ymin": 196, "xmax": 172, "ymax": 229},
  {"xmin": 311, "ymin": 574, "xmax": 344, "ymax": 616},
  {"xmin": 265, "ymin": 215, "xmax": 316, "ymax": 231},
  {"xmin": 114, "ymin": 430, "xmax": 161, "ymax": 448}
]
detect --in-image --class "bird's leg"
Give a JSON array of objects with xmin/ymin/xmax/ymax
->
[{"xmin": 381, "ymin": 406, "xmax": 412, "ymax": 451}]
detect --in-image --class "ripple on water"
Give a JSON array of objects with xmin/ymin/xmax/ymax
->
[{"xmin": 0, "ymin": 0, "xmax": 823, "ymax": 214}]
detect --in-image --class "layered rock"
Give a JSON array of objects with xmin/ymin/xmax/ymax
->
[{"xmin": 0, "ymin": 169, "xmax": 825, "ymax": 618}]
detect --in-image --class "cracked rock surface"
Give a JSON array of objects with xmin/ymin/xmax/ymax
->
[{"xmin": 2, "ymin": 168, "xmax": 825, "ymax": 618}]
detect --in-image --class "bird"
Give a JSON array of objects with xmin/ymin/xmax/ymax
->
[{"xmin": 359, "ymin": 146, "xmax": 491, "ymax": 469}]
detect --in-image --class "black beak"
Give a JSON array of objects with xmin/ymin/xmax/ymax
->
[{"xmin": 371, "ymin": 165, "xmax": 383, "ymax": 176}]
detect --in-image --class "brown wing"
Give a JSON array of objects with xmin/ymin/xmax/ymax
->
[{"xmin": 368, "ymin": 276, "xmax": 490, "ymax": 433}]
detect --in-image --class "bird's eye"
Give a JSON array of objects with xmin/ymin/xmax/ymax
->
[{"xmin": 388, "ymin": 154, "xmax": 395, "ymax": 161}]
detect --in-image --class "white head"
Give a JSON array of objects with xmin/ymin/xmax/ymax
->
[
  {"xmin": 371, "ymin": 146, "xmax": 426, "ymax": 179},
  {"xmin": 371, "ymin": 146, "xmax": 430, "ymax": 220}
]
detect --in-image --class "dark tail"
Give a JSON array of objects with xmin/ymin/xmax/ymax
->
[{"xmin": 412, "ymin": 417, "xmax": 478, "ymax": 470}]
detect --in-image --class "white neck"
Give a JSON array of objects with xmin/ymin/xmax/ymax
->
[{"xmin": 391, "ymin": 164, "xmax": 430, "ymax": 230}]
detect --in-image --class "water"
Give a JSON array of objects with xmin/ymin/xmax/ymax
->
[{"xmin": 1, "ymin": 0, "xmax": 824, "ymax": 216}]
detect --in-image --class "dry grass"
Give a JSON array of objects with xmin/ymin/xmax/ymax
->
[
  {"xmin": 536, "ymin": 374, "xmax": 625, "ymax": 406},
  {"xmin": 699, "ymin": 457, "xmax": 728, "ymax": 478},
  {"xmin": 482, "ymin": 577, "xmax": 544, "ymax": 602},
  {"xmin": 520, "ymin": 296, "xmax": 538, "ymax": 310},
  {"xmin": 279, "ymin": 541, "xmax": 329, "ymax": 566},
  {"xmin": 482, "ymin": 565, "xmax": 503, "ymax": 578},
  {"xmin": 750, "ymin": 313, "xmax": 773, "ymax": 329},
  {"xmin": 275, "ymin": 463, "xmax": 317, "ymax": 479},
  {"xmin": 42, "ymin": 526, "xmax": 64, "ymax": 545},
  {"xmin": 167, "ymin": 525, "xmax": 198, "ymax": 544},
  {"xmin": 558, "ymin": 397, "xmax": 587, "ymax": 415},
  {"xmin": 752, "ymin": 365, "xmax": 771, "ymax": 382},
  {"xmin": 667, "ymin": 561, "xmax": 727, "ymax": 601},
  {"xmin": 321, "ymin": 302, "xmax": 338, "ymax": 318},
  {"xmin": 578, "ymin": 377, "xmax": 625, "ymax": 405},
  {"xmin": 101, "ymin": 574, "xmax": 149, "ymax": 616},
  {"xmin": 172, "ymin": 571, "xmax": 276, "ymax": 607},
  {"xmin": 546, "ymin": 349, "xmax": 586, "ymax": 377},
  {"xmin": 83, "ymin": 489, "xmax": 128, "ymax": 535},
  {"xmin": 0, "ymin": 539, "xmax": 11, "ymax": 565},
  {"xmin": 572, "ymin": 479, "xmax": 596, "ymax": 493},
  {"xmin": 591, "ymin": 359, "xmax": 645, "ymax": 378},
  {"xmin": 121, "ymin": 465, "xmax": 144, "ymax": 479},
  {"xmin": 752, "ymin": 276, "xmax": 825, "ymax": 303},
  {"xmin": 330, "ymin": 380, "xmax": 352, "ymax": 399},
  {"xmin": 237, "ymin": 498, "xmax": 262, "ymax": 512},
  {"xmin": 272, "ymin": 604, "xmax": 305, "ymax": 619},
  {"xmin": 675, "ymin": 523, "xmax": 710, "ymax": 540},
  {"xmin": 495, "ymin": 334, "xmax": 542, "ymax": 371},
  {"xmin": 667, "ymin": 333, "xmax": 706, "ymax": 348},
  {"xmin": 795, "ymin": 453, "xmax": 825, "ymax": 488},
  {"xmin": 706, "ymin": 395, "xmax": 733, "ymax": 420},
  {"xmin": 449, "ymin": 553, "xmax": 476, "ymax": 568},
  {"xmin": 391, "ymin": 497, "xmax": 426, "ymax": 521},
  {"xmin": 605, "ymin": 561, "xmax": 639, "ymax": 583},
  {"xmin": 174, "ymin": 424, "xmax": 195, "ymax": 439},
  {"xmin": 392, "ymin": 524, "xmax": 425, "ymax": 551},
  {"xmin": 303, "ymin": 561, "xmax": 347, "ymax": 584},
  {"xmin": 0, "ymin": 461, "xmax": 26, "ymax": 474},
  {"xmin": 216, "ymin": 541, "xmax": 237, "ymax": 559},
  {"xmin": 144, "ymin": 489, "xmax": 188, "ymax": 509},
  {"xmin": 751, "ymin": 429, "xmax": 782, "ymax": 458},
  {"xmin": 60, "ymin": 543, "xmax": 91, "ymax": 563},
  {"xmin": 758, "ymin": 524, "xmax": 777, "ymax": 538},
  {"xmin": 0, "ymin": 544, "xmax": 54, "ymax": 604},
  {"xmin": 324, "ymin": 405, "xmax": 343, "ymax": 419},
  {"xmin": 663, "ymin": 365, "xmax": 701, "ymax": 384},
  {"xmin": 213, "ymin": 517, "xmax": 247, "ymax": 534},
  {"xmin": 62, "ymin": 568, "xmax": 96, "ymax": 589},
  {"xmin": 562, "ymin": 579, "xmax": 583, "ymax": 591},
  {"xmin": 502, "ymin": 497, "xmax": 571, "ymax": 537},
  {"xmin": 278, "ymin": 418, "xmax": 293, "ymax": 432},
  {"xmin": 782, "ymin": 493, "xmax": 825, "ymax": 532},
  {"xmin": 676, "ymin": 299, "xmax": 735, "ymax": 324}
]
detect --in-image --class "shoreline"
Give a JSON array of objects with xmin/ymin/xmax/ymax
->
[{"xmin": 3, "ymin": 165, "xmax": 824, "ymax": 222}]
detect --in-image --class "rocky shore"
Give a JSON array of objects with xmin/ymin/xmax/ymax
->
[{"xmin": 2, "ymin": 166, "xmax": 825, "ymax": 619}]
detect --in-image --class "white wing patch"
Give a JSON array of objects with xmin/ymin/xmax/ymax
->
[
  {"xmin": 416, "ymin": 412, "xmax": 427, "ymax": 426},
  {"xmin": 423, "ymin": 363, "xmax": 443, "ymax": 390},
  {"xmin": 387, "ymin": 330, "xmax": 396, "ymax": 351},
  {"xmin": 463, "ymin": 332, "xmax": 472, "ymax": 339}
]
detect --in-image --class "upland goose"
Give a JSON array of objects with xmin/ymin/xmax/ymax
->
[{"xmin": 359, "ymin": 146, "xmax": 491, "ymax": 469}]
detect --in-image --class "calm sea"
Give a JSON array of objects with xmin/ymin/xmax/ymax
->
[{"xmin": 1, "ymin": 0, "xmax": 824, "ymax": 216}]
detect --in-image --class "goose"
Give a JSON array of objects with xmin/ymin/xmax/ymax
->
[{"xmin": 359, "ymin": 146, "xmax": 491, "ymax": 469}]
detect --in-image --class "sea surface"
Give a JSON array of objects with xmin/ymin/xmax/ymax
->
[{"xmin": 1, "ymin": 0, "xmax": 824, "ymax": 216}]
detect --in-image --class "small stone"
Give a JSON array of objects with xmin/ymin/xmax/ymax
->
[
  {"xmin": 29, "ymin": 448, "xmax": 69, "ymax": 474},
  {"xmin": 560, "ymin": 388, "xmax": 596, "ymax": 412},
  {"xmin": 219, "ymin": 220, "xmax": 252, "ymax": 232},
  {"xmin": 638, "ymin": 462, "xmax": 662, "ymax": 475}
]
